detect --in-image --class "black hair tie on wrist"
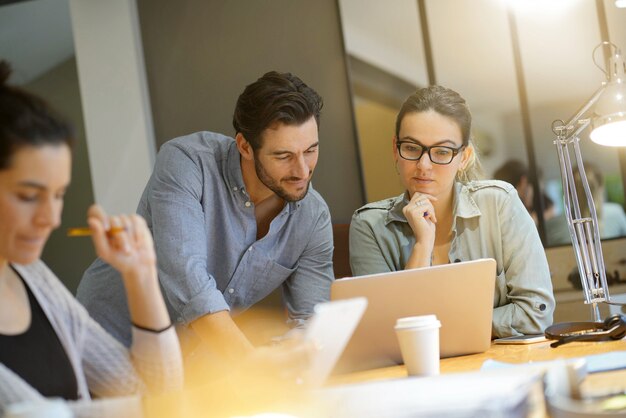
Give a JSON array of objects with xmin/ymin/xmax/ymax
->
[
  {"xmin": 131, "ymin": 322, "xmax": 174, "ymax": 333},
  {"xmin": 544, "ymin": 314, "xmax": 626, "ymax": 348}
]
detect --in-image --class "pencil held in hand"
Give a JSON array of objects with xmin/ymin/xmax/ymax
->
[{"xmin": 67, "ymin": 226, "xmax": 126, "ymax": 237}]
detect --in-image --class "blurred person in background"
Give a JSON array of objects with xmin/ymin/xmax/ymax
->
[
  {"xmin": 546, "ymin": 162, "xmax": 626, "ymax": 246},
  {"xmin": 493, "ymin": 159, "xmax": 535, "ymax": 220}
]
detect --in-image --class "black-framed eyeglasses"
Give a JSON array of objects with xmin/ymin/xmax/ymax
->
[{"xmin": 396, "ymin": 141, "xmax": 465, "ymax": 165}]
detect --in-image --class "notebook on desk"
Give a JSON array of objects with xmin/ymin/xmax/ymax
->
[{"xmin": 331, "ymin": 258, "xmax": 497, "ymax": 372}]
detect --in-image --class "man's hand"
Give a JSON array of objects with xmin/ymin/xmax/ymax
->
[{"xmin": 190, "ymin": 311, "xmax": 255, "ymax": 361}]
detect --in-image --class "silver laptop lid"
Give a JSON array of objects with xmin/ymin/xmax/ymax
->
[
  {"xmin": 331, "ymin": 258, "xmax": 496, "ymax": 372},
  {"xmin": 302, "ymin": 298, "xmax": 367, "ymax": 387}
]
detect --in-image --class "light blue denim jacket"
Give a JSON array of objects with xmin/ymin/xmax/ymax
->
[{"xmin": 349, "ymin": 180, "xmax": 555, "ymax": 338}]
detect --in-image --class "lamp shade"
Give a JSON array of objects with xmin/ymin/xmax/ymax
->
[
  {"xmin": 590, "ymin": 49, "xmax": 626, "ymax": 146},
  {"xmin": 589, "ymin": 82, "xmax": 626, "ymax": 146}
]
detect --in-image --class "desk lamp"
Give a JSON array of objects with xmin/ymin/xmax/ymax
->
[{"xmin": 552, "ymin": 41, "xmax": 626, "ymax": 322}]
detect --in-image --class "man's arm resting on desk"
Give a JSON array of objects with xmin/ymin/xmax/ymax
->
[{"xmin": 190, "ymin": 310, "xmax": 255, "ymax": 361}]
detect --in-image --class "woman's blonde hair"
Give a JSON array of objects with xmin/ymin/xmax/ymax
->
[
  {"xmin": 456, "ymin": 139, "xmax": 483, "ymax": 183},
  {"xmin": 395, "ymin": 85, "xmax": 483, "ymax": 183}
]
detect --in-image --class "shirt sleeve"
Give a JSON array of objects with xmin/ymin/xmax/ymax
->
[
  {"xmin": 0, "ymin": 367, "xmax": 142, "ymax": 418},
  {"xmin": 147, "ymin": 143, "xmax": 230, "ymax": 323},
  {"xmin": 349, "ymin": 211, "xmax": 394, "ymax": 276},
  {"xmin": 492, "ymin": 190, "xmax": 555, "ymax": 337},
  {"xmin": 282, "ymin": 206, "xmax": 334, "ymax": 326},
  {"xmin": 0, "ymin": 270, "xmax": 183, "ymax": 418}
]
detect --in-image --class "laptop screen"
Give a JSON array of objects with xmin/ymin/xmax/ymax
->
[{"xmin": 331, "ymin": 258, "xmax": 496, "ymax": 373}]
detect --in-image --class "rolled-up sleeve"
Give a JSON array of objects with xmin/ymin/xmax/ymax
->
[
  {"xmin": 282, "ymin": 206, "xmax": 334, "ymax": 326},
  {"xmin": 148, "ymin": 143, "xmax": 229, "ymax": 323},
  {"xmin": 492, "ymin": 191, "xmax": 555, "ymax": 337}
]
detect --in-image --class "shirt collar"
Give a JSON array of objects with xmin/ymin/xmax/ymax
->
[
  {"xmin": 226, "ymin": 140, "xmax": 245, "ymax": 192},
  {"xmin": 451, "ymin": 182, "xmax": 481, "ymax": 233},
  {"xmin": 453, "ymin": 181, "xmax": 482, "ymax": 220},
  {"xmin": 285, "ymin": 197, "xmax": 302, "ymax": 214},
  {"xmin": 385, "ymin": 193, "xmax": 410, "ymax": 225}
]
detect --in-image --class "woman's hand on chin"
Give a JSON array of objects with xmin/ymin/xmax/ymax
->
[
  {"xmin": 403, "ymin": 193, "xmax": 438, "ymax": 268},
  {"xmin": 403, "ymin": 193, "xmax": 437, "ymax": 245}
]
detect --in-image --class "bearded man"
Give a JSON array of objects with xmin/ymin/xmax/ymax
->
[{"xmin": 77, "ymin": 72, "xmax": 333, "ymax": 361}]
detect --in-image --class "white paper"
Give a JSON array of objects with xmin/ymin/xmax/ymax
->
[{"xmin": 319, "ymin": 368, "xmax": 540, "ymax": 418}]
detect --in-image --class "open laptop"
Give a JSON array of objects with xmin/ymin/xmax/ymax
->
[
  {"xmin": 301, "ymin": 297, "xmax": 367, "ymax": 387},
  {"xmin": 331, "ymin": 258, "xmax": 496, "ymax": 373}
]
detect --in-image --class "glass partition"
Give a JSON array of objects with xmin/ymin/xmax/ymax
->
[{"xmin": 338, "ymin": 0, "xmax": 626, "ymax": 320}]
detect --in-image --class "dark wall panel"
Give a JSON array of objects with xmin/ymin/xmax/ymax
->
[
  {"xmin": 29, "ymin": 58, "xmax": 96, "ymax": 292},
  {"xmin": 137, "ymin": 0, "xmax": 364, "ymax": 222}
]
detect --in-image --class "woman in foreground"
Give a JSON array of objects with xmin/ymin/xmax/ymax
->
[{"xmin": 0, "ymin": 61, "xmax": 182, "ymax": 417}]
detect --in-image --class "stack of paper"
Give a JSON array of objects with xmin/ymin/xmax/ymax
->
[{"xmin": 318, "ymin": 369, "xmax": 540, "ymax": 418}]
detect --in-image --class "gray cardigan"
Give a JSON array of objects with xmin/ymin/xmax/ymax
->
[{"xmin": 0, "ymin": 261, "xmax": 183, "ymax": 418}]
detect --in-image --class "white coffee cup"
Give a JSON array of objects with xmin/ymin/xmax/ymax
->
[
  {"xmin": 395, "ymin": 314, "xmax": 441, "ymax": 377},
  {"xmin": 4, "ymin": 399, "xmax": 73, "ymax": 418}
]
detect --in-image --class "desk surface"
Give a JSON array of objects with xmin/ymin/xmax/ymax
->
[
  {"xmin": 329, "ymin": 339, "xmax": 626, "ymax": 386},
  {"xmin": 145, "ymin": 339, "xmax": 626, "ymax": 418},
  {"xmin": 328, "ymin": 339, "xmax": 626, "ymax": 417}
]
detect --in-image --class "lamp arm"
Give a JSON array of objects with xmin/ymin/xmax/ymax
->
[
  {"xmin": 554, "ymin": 117, "xmax": 610, "ymax": 321},
  {"xmin": 555, "ymin": 143, "xmax": 589, "ymax": 299},
  {"xmin": 547, "ymin": 41, "xmax": 626, "ymax": 336},
  {"xmin": 557, "ymin": 84, "xmax": 607, "ymax": 137},
  {"xmin": 571, "ymin": 138, "xmax": 609, "ymax": 295}
]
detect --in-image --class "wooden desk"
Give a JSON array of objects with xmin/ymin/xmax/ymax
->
[
  {"xmin": 329, "ymin": 339, "xmax": 626, "ymax": 387},
  {"xmin": 326, "ymin": 340, "xmax": 626, "ymax": 417},
  {"xmin": 146, "ymin": 340, "xmax": 626, "ymax": 417}
]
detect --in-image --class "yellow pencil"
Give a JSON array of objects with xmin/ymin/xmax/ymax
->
[{"xmin": 67, "ymin": 226, "xmax": 126, "ymax": 237}]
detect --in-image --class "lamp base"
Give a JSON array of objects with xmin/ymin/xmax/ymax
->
[{"xmin": 544, "ymin": 314, "xmax": 626, "ymax": 347}]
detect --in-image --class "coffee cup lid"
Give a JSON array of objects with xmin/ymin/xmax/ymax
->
[{"xmin": 395, "ymin": 314, "xmax": 441, "ymax": 330}]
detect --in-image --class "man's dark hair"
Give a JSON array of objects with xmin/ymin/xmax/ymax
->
[
  {"xmin": 0, "ymin": 60, "xmax": 75, "ymax": 170},
  {"xmin": 232, "ymin": 71, "xmax": 323, "ymax": 150}
]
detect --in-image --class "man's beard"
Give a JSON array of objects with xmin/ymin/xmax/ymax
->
[{"xmin": 254, "ymin": 158, "xmax": 311, "ymax": 202}]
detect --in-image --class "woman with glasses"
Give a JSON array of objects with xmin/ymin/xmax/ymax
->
[{"xmin": 349, "ymin": 86, "xmax": 554, "ymax": 337}]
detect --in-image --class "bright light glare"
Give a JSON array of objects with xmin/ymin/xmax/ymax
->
[
  {"xmin": 616, "ymin": 0, "xmax": 626, "ymax": 8},
  {"xmin": 590, "ymin": 120, "xmax": 626, "ymax": 146},
  {"xmin": 230, "ymin": 414, "xmax": 299, "ymax": 418},
  {"xmin": 505, "ymin": 0, "xmax": 579, "ymax": 15}
]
